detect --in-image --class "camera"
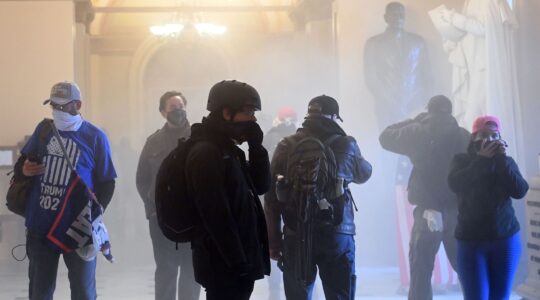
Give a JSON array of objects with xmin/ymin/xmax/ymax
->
[
  {"xmin": 473, "ymin": 139, "xmax": 507, "ymax": 153},
  {"xmin": 485, "ymin": 139, "xmax": 507, "ymax": 148}
]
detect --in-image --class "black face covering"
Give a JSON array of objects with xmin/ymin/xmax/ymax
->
[
  {"xmin": 221, "ymin": 120, "xmax": 263, "ymax": 145},
  {"xmin": 166, "ymin": 109, "xmax": 187, "ymax": 127},
  {"xmin": 223, "ymin": 121, "xmax": 253, "ymax": 143}
]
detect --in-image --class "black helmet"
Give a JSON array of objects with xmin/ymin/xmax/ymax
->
[{"xmin": 207, "ymin": 80, "xmax": 261, "ymax": 112}]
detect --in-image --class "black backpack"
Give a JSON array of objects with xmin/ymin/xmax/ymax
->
[
  {"xmin": 281, "ymin": 133, "xmax": 344, "ymax": 225},
  {"xmin": 155, "ymin": 138, "xmax": 202, "ymax": 243},
  {"xmin": 279, "ymin": 133, "xmax": 345, "ymax": 283}
]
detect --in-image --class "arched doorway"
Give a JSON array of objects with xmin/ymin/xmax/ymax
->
[{"xmin": 142, "ymin": 39, "xmax": 231, "ymax": 129}]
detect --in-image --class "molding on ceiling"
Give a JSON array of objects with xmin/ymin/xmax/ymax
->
[{"xmin": 92, "ymin": 5, "xmax": 292, "ymax": 14}]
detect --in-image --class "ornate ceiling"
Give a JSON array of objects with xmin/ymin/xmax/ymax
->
[{"xmin": 88, "ymin": 0, "xmax": 299, "ymax": 36}]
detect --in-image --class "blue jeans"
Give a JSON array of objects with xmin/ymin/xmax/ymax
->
[
  {"xmin": 26, "ymin": 231, "xmax": 96, "ymax": 300},
  {"xmin": 148, "ymin": 216, "xmax": 201, "ymax": 300},
  {"xmin": 282, "ymin": 228, "xmax": 356, "ymax": 300},
  {"xmin": 457, "ymin": 232, "xmax": 521, "ymax": 300}
]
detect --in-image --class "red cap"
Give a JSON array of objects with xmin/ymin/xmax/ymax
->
[
  {"xmin": 472, "ymin": 115, "xmax": 502, "ymax": 134},
  {"xmin": 278, "ymin": 106, "xmax": 297, "ymax": 121}
]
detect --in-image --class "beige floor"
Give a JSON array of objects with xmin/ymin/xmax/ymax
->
[{"xmin": 0, "ymin": 259, "xmax": 523, "ymax": 300}]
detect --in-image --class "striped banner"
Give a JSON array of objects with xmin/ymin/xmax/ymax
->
[{"xmin": 395, "ymin": 184, "xmax": 458, "ymax": 289}]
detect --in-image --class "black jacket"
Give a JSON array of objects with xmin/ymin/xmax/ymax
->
[
  {"xmin": 379, "ymin": 113, "xmax": 470, "ymax": 211},
  {"xmin": 264, "ymin": 116, "xmax": 372, "ymax": 250},
  {"xmin": 448, "ymin": 152, "xmax": 528, "ymax": 240},
  {"xmin": 185, "ymin": 117, "xmax": 271, "ymax": 288},
  {"xmin": 136, "ymin": 123, "xmax": 190, "ymax": 218}
]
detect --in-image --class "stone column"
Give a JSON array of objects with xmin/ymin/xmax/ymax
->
[
  {"xmin": 74, "ymin": 0, "xmax": 94, "ymax": 117},
  {"xmin": 517, "ymin": 157, "xmax": 540, "ymax": 299},
  {"xmin": 290, "ymin": 0, "xmax": 338, "ymax": 96}
]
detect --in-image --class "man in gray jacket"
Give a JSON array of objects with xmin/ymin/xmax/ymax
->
[{"xmin": 136, "ymin": 91, "xmax": 200, "ymax": 300}]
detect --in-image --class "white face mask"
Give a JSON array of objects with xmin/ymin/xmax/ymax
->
[{"xmin": 52, "ymin": 110, "xmax": 83, "ymax": 131}]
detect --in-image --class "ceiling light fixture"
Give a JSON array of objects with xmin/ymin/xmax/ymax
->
[
  {"xmin": 194, "ymin": 23, "xmax": 227, "ymax": 35},
  {"xmin": 149, "ymin": 23, "xmax": 185, "ymax": 37},
  {"xmin": 150, "ymin": 22, "xmax": 227, "ymax": 37}
]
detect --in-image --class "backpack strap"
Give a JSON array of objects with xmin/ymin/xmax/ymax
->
[
  {"xmin": 49, "ymin": 119, "xmax": 76, "ymax": 173},
  {"xmin": 39, "ymin": 119, "xmax": 54, "ymax": 143},
  {"xmin": 322, "ymin": 134, "xmax": 341, "ymax": 170},
  {"xmin": 32, "ymin": 118, "xmax": 54, "ymax": 159}
]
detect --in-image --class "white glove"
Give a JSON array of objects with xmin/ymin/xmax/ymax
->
[{"xmin": 423, "ymin": 209, "xmax": 443, "ymax": 232}]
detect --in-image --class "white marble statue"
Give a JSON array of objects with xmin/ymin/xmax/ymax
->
[{"xmin": 435, "ymin": 0, "xmax": 522, "ymax": 157}]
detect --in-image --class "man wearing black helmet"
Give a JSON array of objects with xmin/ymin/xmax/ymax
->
[
  {"xmin": 265, "ymin": 95, "xmax": 372, "ymax": 300},
  {"xmin": 184, "ymin": 80, "xmax": 271, "ymax": 300}
]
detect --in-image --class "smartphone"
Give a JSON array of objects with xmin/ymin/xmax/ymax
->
[{"xmin": 484, "ymin": 139, "xmax": 507, "ymax": 148}]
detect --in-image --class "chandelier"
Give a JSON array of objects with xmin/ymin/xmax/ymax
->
[
  {"xmin": 150, "ymin": 22, "xmax": 227, "ymax": 37},
  {"xmin": 149, "ymin": 1, "xmax": 227, "ymax": 38}
]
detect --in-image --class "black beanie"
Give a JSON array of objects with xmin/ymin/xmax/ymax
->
[{"xmin": 427, "ymin": 95, "xmax": 452, "ymax": 114}]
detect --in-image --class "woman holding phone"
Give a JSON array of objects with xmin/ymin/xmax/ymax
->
[{"xmin": 448, "ymin": 115, "xmax": 529, "ymax": 300}]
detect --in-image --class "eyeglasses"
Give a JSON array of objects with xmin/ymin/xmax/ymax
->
[{"xmin": 50, "ymin": 101, "xmax": 77, "ymax": 112}]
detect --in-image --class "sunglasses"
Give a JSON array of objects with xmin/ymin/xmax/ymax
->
[{"xmin": 50, "ymin": 101, "xmax": 77, "ymax": 112}]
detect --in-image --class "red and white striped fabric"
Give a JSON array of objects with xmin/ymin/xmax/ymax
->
[{"xmin": 395, "ymin": 185, "xmax": 459, "ymax": 288}]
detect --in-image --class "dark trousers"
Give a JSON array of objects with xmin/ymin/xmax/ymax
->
[
  {"xmin": 26, "ymin": 232, "xmax": 96, "ymax": 300},
  {"xmin": 408, "ymin": 207, "xmax": 459, "ymax": 300},
  {"xmin": 282, "ymin": 228, "xmax": 356, "ymax": 300},
  {"xmin": 457, "ymin": 232, "xmax": 521, "ymax": 300},
  {"xmin": 205, "ymin": 280, "xmax": 254, "ymax": 300},
  {"xmin": 149, "ymin": 216, "xmax": 201, "ymax": 300}
]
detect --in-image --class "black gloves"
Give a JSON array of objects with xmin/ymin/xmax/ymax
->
[
  {"xmin": 244, "ymin": 122, "xmax": 264, "ymax": 148},
  {"xmin": 224, "ymin": 121, "xmax": 264, "ymax": 147}
]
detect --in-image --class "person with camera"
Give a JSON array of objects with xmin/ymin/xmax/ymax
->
[
  {"xmin": 379, "ymin": 95, "xmax": 470, "ymax": 299},
  {"xmin": 13, "ymin": 81, "xmax": 117, "ymax": 300},
  {"xmin": 136, "ymin": 91, "xmax": 201, "ymax": 300},
  {"xmin": 448, "ymin": 115, "xmax": 528, "ymax": 300},
  {"xmin": 263, "ymin": 106, "xmax": 298, "ymax": 160},
  {"xmin": 262, "ymin": 106, "xmax": 298, "ymax": 300},
  {"xmin": 265, "ymin": 95, "xmax": 372, "ymax": 300},
  {"xmin": 184, "ymin": 80, "xmax": 271, "ymax": 300}
]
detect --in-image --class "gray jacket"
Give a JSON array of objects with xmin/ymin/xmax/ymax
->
[{"xmin": 136, "ymin": 123, "xmax": 190, "ymax": 218}]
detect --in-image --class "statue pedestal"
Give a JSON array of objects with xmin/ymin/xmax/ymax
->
[{"xmin": 517, "ymin": 158, "xmax": 540, "ymax": 299}]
